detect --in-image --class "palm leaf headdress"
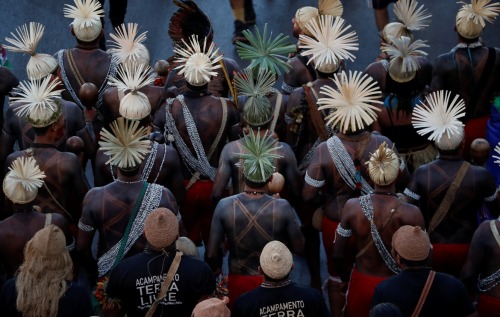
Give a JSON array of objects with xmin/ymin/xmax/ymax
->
[
  {"xmin": 382, "ymin": 36, "xmax": 428, "ymax": 83},
  {"xmin": 108, "ymin": 23, "xmax": 150, "ymax": 66},
  {"xmin": 456, "ymin": 0, "xmax": 500, "ymax": 39},
  {"xmin": 394, "ymin": 0, "xmax": 432, "ymax": 31},
  {"xmin": 366, "ymin": 142, "xmax": 400, "ymax": 186},
  {"xmin": 3, "ymin": 156, "xmax": 46, "ymax": 205},
  {"xmin": 317, "ymin": 70, "xmax": 382, "ymax": 133},
  {"xmin": 64, "ymin": 0, "xmax": 104, "ymax": 42}
]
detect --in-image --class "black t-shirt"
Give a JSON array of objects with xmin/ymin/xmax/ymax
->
[
  {"xmin": 0, "ymin": 278, "xmax": 93, "ymax": 317},
  {"xmin": 372, "ymin": 268, "xmax": 475, "ymax": 317},
  {"xmin": 231, "ymin": 282, "xmax": 330, "ymax": 317},
  {"xmin": 106, "ymin": 251, "xmax": 215, "ymax": 317}
]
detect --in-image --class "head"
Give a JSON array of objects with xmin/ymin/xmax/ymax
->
[
  {"xmin": 382, "ymin": 36, "xmax": 428, "ymax": 83},
  {"xmin": 176, "ymin": 236, "xmax": 199, "ymax": 258},
  {"xmin": 108, "ymin": 23, "xmax": 150, "ymax": 67},
  {"xmin": 192, "ymin": 297, "xmax": 230, "ymax": 317},
  {"xmin": 64, "ymin": 0, "xmax": 104, "ymax": 43},
  {"xmin": 367, "ymin": 142, "xmax": 401, "ymax": 187},
  {"xmin": 169, "ymin": 0, "xmax": 214, "ymax": 49},
  {"xmin": 259, "ymin": 241, "xmax": 294, "ymax": 281},
  {"xmin": 3, "ymin": 156, "xmax": 45, "ymax": 206},
  {"xmin": 455, "ymin": 0, "xmax": 500, "ymax": 40},
  {"xmin": 144, "ymin": 208, "xmax": 179, "ymax": 250},
  {"xmin": 470, "ymin": 138, "xmax": 490, "ymax": 165},
  {"xmin": 381, "ymin": 0, "xmax": 431, "ymax": 44},
  {"xmin": 16, "ymin": 225, "xmax": 72, "ymax": 317},
  {"xmin": 294, "ymin": 6, "xmax": 319, "ymax": 37},
  {"xmin": 392, "ymin": 225, "xmax": 431, "ymax": 268}
]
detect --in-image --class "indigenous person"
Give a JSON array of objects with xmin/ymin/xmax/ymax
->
[
  {"xmin": 0, "ymin": 225, "xmax": 93, "ymax": 316},
  {"xmin": 367, "ymin": 35, "xmax": 435, "ymax": 172},
  {"xmin": 76, "ymin": 118, "xmax": 180, "ymax": 302},
  {"xmin": 206, "ymin": 132, "xmax": 305, "ymax": 309},
  {"xmin": 153, "ymin": 35, "xmax": 240, "ymax": 246},
  {"xmin": 229, "ymin": 0, "xmax": 255, "ymax": 44},
  {"xmin": 232, "ymin": 241, "xmax": 330, "ymax": 317},
  {"xmin": 166, "ymin": 0, "xmax": 241, "ymax": 99},
  {"xmin": 104, "ymin": 208, "xmax": 215, "ymax": 317},
  {"xmin": 192, "ymin": 297, "xmax": 230, "ymax": 317},
  {"xmin": 431, "ymin": 0, "xmax": 500, "ymax": 159},
  {"xmin": 405, "ymin": 90, "xmax": 499, "ymax": 277},
  {"xmin": 281, "ymin": 0, "xmax": 343, "ymax": 95},
  {"xmin": 235, "ymin": 24, "xmax": 296, "ymax": 139},
  {"xmin": 0, "ymin": 65, "xmax": 18, "ymax": 134},
  {"xmin": 372, "ymin": 225, "xmax": 477, "ymax": 317},
  {"xmin": 94, "ymin": 62, "xmax": 186, "ymax": 203},
  {"xmin": 101, "ymin": 23, "xmax": 165, "ymax": 127},
  {"xmin": 333, "ymin": 143, "xmax": 425, "ymax": 317},
  {"xmin": 4, "ymin": 75, "xmax": 89, "ymax": 228},
  {"xmin": 302, "ymin": 70, "xmax": 393, "ymax": 317},
  {"xmin": 0, "ymin": 157, "xmax": 73, "ymax": 283}
]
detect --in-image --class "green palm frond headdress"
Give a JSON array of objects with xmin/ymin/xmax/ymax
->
[
  {"xmin": 236, "ymin": 24, "xmax": 296, "ymax": 76},
  {"xmin": 238, "ymin": 131, "xmax": 283, "ymax": 183},
  {"xmin": 234, "ymin": 68, "xmax": 275, "ymax": 98}
]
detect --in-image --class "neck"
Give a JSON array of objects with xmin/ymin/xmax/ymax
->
[
  {"xmin": 74, "ymin": 41, "xmax": 99, "ymax": 50},
  {"xmin": 33, "ymin": 135, "xmax": 56, "ymax": 146},
  {"xmin": 373, "ymin": 184, "xmax": 397, "ymax": 195},
  {"xmin": 116, "ymin": 168, "xmax": 142, "ymax": 184},
  {"xmin": 243, "ymin": 185, "xmax": 267, "ymax": 196},
  {"xmin": 437, "ymin": 152, "xmax": 462, "ymax": 161},
  {"xmin": 261, "ymin": 278, "xmax": 291, "ymax": 288},
  {"xmin": 13, "ymin": 205, "xmax": 36, "ymax": 213}
]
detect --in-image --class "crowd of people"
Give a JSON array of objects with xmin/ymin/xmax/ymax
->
[{"xmin": 1, "ymin": 0, "xmax": 500, "ymax": 316}]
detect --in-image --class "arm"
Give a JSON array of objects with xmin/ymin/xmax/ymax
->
[
  {"xmin": 332, "ymin": 199, "xmax": 356, "ymax": 283},
  {"xmin": 0, "ymin": 67, "xmax": 19, "ymax": 96},
  {"xmin": 460, "ymin": 223, "xmax": 488, "ymax": 293},
  {"xmin": 93, "ymin": 150, "xmax": 113, "ymax": 187},
  {"xmin": 285, "ymin": 203, "xmax": 305, "ymax": 256},
  {"xmin": 76, "ymin": 190, "xmax": 98, "ymax": 286},
  {"xmin": 284, "ymin": 89, "xmax": 303, "ymax": 149},
  {"xmin": 302, "ymin": 145, "xmax": 325, "ymax": 204},
  {"xmin": 205, "ymin": 201, "xmax": 226, "ymax": 274},
  {"xmin": 77, "ymin": 107, "xmax": 97, "ymax": 161},
  {"xmin": 163, "ymin": 146, "xmax": 186, "ymax": 206},
  {"xmin": 212, "ymin": 145, "xmax": 233, "ymax": 205},
  {"xmin": 65, "ymin": 154, "xmax": 90, "ymax": 221}
]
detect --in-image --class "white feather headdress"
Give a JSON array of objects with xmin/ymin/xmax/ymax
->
[
  {"xmin": 382, "ymin": 36, "xmax": 428, "ymax": 83},
  {"xmin": 98, "ymin": 117, "xmax": 151, "ymax": 169},
  {"xmin": 456, "ymin": 0, "xmax": 500, "ymax": 39},
  {"xmin": 108, "ymin": 23, "xmax": 150, "ymax": 67},
  {"xmin": 174, "ymin": 35, "xmax": 222, "ymax": 86},
  {"xmin": 317, "ymin": 70, "xmax": 382, "ymax": 133},
  {"xmin": 109, "ymin": 62, "xmax": 154, "ymax": 120},
  {"xmin": 4, "ymin": 22, "xmax": 58, "ymax": 80},
  {"xmin": 366, "ymin": 142, "xmax": 400, "ymax": 186},
  {"xmin": 64, "ymin": 0, "xmax": 104, "ymax": 42},
  {"xmin": 3, "ymin": 156, "xmax": 46, "ymax": 205},
  {"xmin": 412, "ymin": 90, "xmax": 466, "ymax": 150},
  {"xmin": 299, "ymin": 15, "xmax": 358, "ymax": 73},
  {"xmin": 295, "ymin": 0, "xmax": 344, "ymax": 37},
  {"xmin": 382, "ymin": 0, "xmax": 431, "ymax": 42},
  {"xmin": 10, "ymin": 75, "xmax": 64, "ymax": 128}
]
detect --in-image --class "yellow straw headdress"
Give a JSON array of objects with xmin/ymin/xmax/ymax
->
[
  {"xmin": 382, "ymin": 0, "xmax": 431, "ymax": 42},
  {"xmin": 366, "ymin": 142, "xmax": 400, "ymax": 186},
  {"xmin": 382, "ymin": 36, "xmax": 428, "ymax": 83},
  {"xmin": 3, "ymin": 156, "xmax": 46, "ymax": 205},
  {"xmin": 64, "ymin": 0, "xmax": 104, "ymax": 42},
  {"xmin": 456, "ymin": 0, "xmax": 500, "ymax": 39},
  {"xmin": 108, "ymin": 23, "xmax": 150, "ymax": 67}
]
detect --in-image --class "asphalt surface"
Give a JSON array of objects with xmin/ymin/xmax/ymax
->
[{"xmin": 2, "ymin": 0, "xmax": 500, "ymax": 299}]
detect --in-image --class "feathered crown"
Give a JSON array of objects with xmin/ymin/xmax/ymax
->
[
  {"xmin": 98, "ymin": 117, "xmax": 151, "ymax": 169},
  {"xmin": 10, "ymin": 75, "xmax": 64, "ymax": 128},
  {"xmin": 236, "ymin": 24, "xmax": 296, "ymax": 76},
  {"xmin": 174, "ymin": 35, "xmax": 222, "ymax": 86},
  {"xmin": 366, "ymin": 142, "xmax": 400, "ymax": 186},
  {"xmin": 412, "ymin": 90, "xmax": 466, "ymax": 150},
  {"xmin": 382, "ymin": 36, "xmax": 428, "ymax": 83},
  {"xmin": 3, "ymin": 156, "xmax": 46, "ymax": 205},
  {"xmin": 382, "ymin": 0, "xmax": 431, "ymax": 42},
  {"xmin": 3, "ymin": 22, "xmax": 58, "ymax": 80},
  {"xmin": 317, "ymin": 70, "xmax": 382, "ymax": 133},
  {"xmin": 299, "ymin": 15, "xmax": 358, "ymax": 73},
  {"xmin": 238, "ymin": 130, "xmax": 283, "ymax": 183},
  {"xmin": 108, "ymin": 23, "xmax": 150, "ymax": 67},
  {"xmin": 168, "ymin": 0, "xmax": 213, "ymax": 45},
  {"xmin": 64, "ymin": 0, "xmax": 104, "ymax": 42},
  {"xmin": 108, "ymin": 62, "xmax": 154, "ymax": 120},
  {"xmin": 295, "ymin": 0, "xmax": 344, "ymax": 37},
  {"xmin": 456, "ymin": 0, "xmax": 500, "ymax": 39}
]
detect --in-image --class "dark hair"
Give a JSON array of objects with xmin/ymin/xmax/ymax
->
[
  {"xmin": 244, "ymin": 177, "xmax": 269, "ymax": 189},
  {"xmin": 32, "ymin": 125, "xmax": 51, "ymax": 136},
  {"xmin": 369, "ymin": 303, "xmax": 403, "ymax": 317}
]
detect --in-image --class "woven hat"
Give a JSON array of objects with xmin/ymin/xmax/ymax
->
[
  {"xmin": 366, "ymin": 142, "xmax": 400, "ymax": 186},
  {"xmin": 239, "ymin": 131, "xmax": 283, "ymax": 183},
  {"xmin": 144, "ymin": 208, "xmax": 179, "ymax": 249},
  {"xmin": 192, "ymin": 297, "xmax": 230, "ymax": 317},
  {"xmin": 236, "ymin": 24, "xmax": 296, "ymax": 76},
  {"xmin": 10, "ymin": 75, "xmax": 64, "ymax": 128},
  {"xmin": 317, "ymin": 70, "xmax": 382, "ymax": 133},
  {"xmin": 64, "ymin": 0, "xmax": 104, "ymax": 42},
  {"xmin": 295, "ymin": 0, "xmax": 344, "ymax": 37},
  {"xmin": 456, "ymin": 0, "xmax": 500, "ymax": 39},
  {"xmin": 3, "ymin": 156, "xmax": 45, "ymax": 205},
  {"xmin": 108, "ymin": 23, "xmax": 150, "ymax": 67},
  {"xmin": 260, "ymin": 241, "xmax": 293, "ymax": 279},
  {"xmin": 108, "ymin": 62, "xmax": 154, "ymax": 120},
  {"xmin": 299, "ymin": 15, "xmax": 358, "ymax": 73},
  {"xmin": 392, "ymin": 225, "xmax": 430, "ymax": 261},
  {"xmin": 4, "ymin": 22, "xmax": 58, "ymax": 80},
  {"xmin": 382, "ymin": 0, "xmax": 431, "ymax": 43},
  {"xmin": 412, "ymin": 90, "xmax": 465, "ymax": 151},
  {"xmin": 174, "ymin": 35, "xmax": 222, "ymax": 86},
  {"xmin": 31, "ymin": 225, "xmax": 67, "ymax": 256},
  {"xmin": 169, "ymin": 0, "xmax": 214, "ymax": 46},
  {"xmin": 98, "ymin": 117, "xmax": 151, "ymax": 169},
  {"xmin": 382, "ymin": 36, "xmax": 428, "ymax": 83}
]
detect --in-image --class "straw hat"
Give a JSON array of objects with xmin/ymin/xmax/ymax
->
[
  {"xmin": 299, "ymin": 15, "xmax": 358, "ymax": 73},
  {"xmin": 3, "ymin": 156, "xmax": 45, "ymax": 205},
  {"xmin": 192, "ymin": 297, "xmax": 230, "ymax": 317},
  {"xmin": 4, "ymin": 22, "xmax": 58, "ymax": 80},
  {"xmin": 366, "ymin": 142, "xmax": 400, "ymax": 186},
  {"xmin": 392, "ymin": 225, "xmax": 431, "ymax": 261},
  {"xmin": 412, "ymin": 90, "xmax": 466, "ymax": 151},
  {"xmin": 260, "ymin": 241, "xmax": 293, "ymax": 279},
  {"xmin": 64, "ymin": 0, "xmax": 104, "ymax": 42},
  {"xmin": 144, "ymin": 208, "xmax": 179, "ymax": 249},
  {"xmin": 31, "ymin": 225, "xmax": 67, "ymax": 256},
  {"xmin": 456, "ymin": 0, "xmax": 500, "ymax": 39}
]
